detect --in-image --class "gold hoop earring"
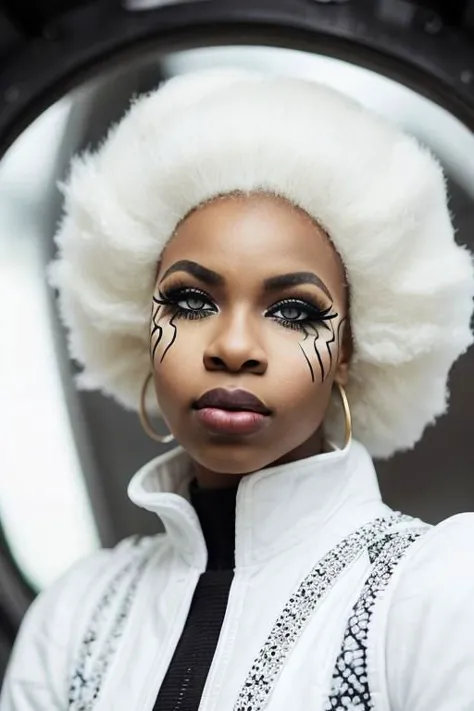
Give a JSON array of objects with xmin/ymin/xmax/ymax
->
[
  {"xmin": 335, "ymin": 381, "xmax": 352, "ymax": 449},
  {"xmin": 139, "ymin": 372, "xmax": 175, "ymax": 444}
]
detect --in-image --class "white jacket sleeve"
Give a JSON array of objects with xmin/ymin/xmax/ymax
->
[
  {"xmin": 385, "ymin": 513, "xmax": 474, "ymax": 711},
  {"xmin": 0, "ymin": 550, "xmax": 111, "ymax": 711}
]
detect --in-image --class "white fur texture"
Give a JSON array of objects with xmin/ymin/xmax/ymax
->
[{"xmin": 47, "ymin": 69, "xmax": 474, "ymax": 458}]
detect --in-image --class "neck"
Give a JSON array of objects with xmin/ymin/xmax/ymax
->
[{"xmin": 191, "ymin": 428, "xmax": 327, "ymax": 490}]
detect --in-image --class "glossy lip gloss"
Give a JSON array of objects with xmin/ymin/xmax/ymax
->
[
  {"xmin": 192, "ymin": 388, "xmax": 272, "ymax": 436},
  {"xmin": 194, "ymin": 407, "xmax": 270, "ymax": 435}
]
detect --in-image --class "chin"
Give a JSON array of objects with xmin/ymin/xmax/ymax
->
[{"xmin": 187, "ymin": 438, "xmax": 278, "ymax": 476}]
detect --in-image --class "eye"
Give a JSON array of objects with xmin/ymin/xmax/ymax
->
[
  {"xmin": 154, "ymin": 286, "xmax": 217, "ymax": 320},
  {"xmin": 274, "ymin": 305, "xmax": 307, "ymax": 322},
  {"xmin": 266, "ymin": 298, "xmax": 337, "ymax": 331},
  {"xmin": 178, "ymin": 294, "xmax": 212, "ymax": 312}
]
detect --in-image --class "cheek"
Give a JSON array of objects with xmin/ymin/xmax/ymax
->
[
  {"xmin": 274, "ymin": 323, "xmax": 339, "ymax": 382},
  {"xmin": 151, "ymin": 326, "xmax": 202, "ymax": 406},
  {"xmin": 272, "ymin": 337, "xmax": 333, "ymax": 410}
]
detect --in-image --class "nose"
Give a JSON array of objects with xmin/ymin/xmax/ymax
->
[{"xmin": 203, "ymin": 311, "xmax": 268, "ymax": 375}]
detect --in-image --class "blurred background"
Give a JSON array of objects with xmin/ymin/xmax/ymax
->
[{"xmin": 0, "ymin": 0, "xmax": 473, "ymax": 683}]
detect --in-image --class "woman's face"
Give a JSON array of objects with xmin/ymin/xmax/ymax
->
[{"xmin": 151, "ymin": 194, "xmax": 350, "ymax": 478}]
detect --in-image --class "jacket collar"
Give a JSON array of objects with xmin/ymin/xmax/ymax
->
[{"xmin": 128, "ymin": 439, "xmax": 383, "ymax": 570}]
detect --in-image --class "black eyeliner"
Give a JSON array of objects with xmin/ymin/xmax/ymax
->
[
  {"xmin": 268, "ymin": 297, "xmax": 336, "ymax": 318},
  {"xmin": 155, "ymin": 284, "xmax": 212, "ymax": 306}
]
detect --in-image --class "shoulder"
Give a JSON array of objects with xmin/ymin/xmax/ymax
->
[
  {"xmin": 395, "ymin": 512, "xmax": 474, "ymax": 591},
  {"xmin": 1, "ymin": 535, "xmax": 162, "ymax": 707},
  {"xmin": 24, "ymin": 533, "xmax": 162, "ymax": 638},
  {"xmin": 385, "ymin": 512, "xmax": 474, "ymax": 623},
  {"xmin": 381, "ymin": 513, "xmax": 474, "ymax": 711}
]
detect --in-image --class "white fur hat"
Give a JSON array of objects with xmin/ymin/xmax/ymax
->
[{"xmin": 47, "ymin": 68, "xmax": 474, "ymax": 459}]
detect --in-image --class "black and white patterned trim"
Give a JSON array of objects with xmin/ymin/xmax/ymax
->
[
  {"xmin": 325, "ymin": 526, "xmax": 430, "ymax": 711},
  {"xmin": 68, "ymin": 539, "xmax": 155, "ymax": 711},
  {"xmin": 233, "ymin": 513, "xmax": 413, "ymax": 711}
]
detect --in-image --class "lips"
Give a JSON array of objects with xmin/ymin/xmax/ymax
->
[
  {"xmin": 192, "ymin": 388, "xmax": 272, "ymax": 436},
  {"xmin": 193, "ymin": 388, "xmax": 271, "ymax": 415}
]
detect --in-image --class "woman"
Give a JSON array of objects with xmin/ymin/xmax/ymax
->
[{"xmin": 2, "ymin": 68, "xmax": 474, "ymax": 711}]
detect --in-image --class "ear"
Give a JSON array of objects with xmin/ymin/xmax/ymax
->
[{"xmin": 333, "ymin": 317, "xmax": 352, "ymax": 387}]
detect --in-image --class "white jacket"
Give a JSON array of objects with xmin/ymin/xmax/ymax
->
[{"xmin": 2, "ymin": 440, "xmax": 474, "ymax": 711}]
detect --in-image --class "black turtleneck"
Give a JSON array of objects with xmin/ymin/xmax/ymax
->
[
  {"xmin": 153, "ymin": 479, "xmax": 238, "ymax": 711},
  {"xmin": 188, "ymin": 478, "xmax": 238, "ymax": 571}
]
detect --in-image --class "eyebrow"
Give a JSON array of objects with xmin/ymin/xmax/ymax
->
[
  {"xmin": 159, "ymin": 260, "xmax": 225, "ymax": 286},
  {"xmin": 160, "ymin": 260, "xmax": 332, "ymax": 300},
  {"xmin": 263, "ymin": 272, "xmax": 333, "ymax": 300}
]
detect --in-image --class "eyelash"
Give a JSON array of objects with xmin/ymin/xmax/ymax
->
[
  {"xmin": 267, "ymin": 298, "xmax": 336, "ymax": 331},
  {"xmin": 154, "ymin": 285, "xmax": 337, "ymax": 331},
  {"xmin": 155, "ymin": 286, "xmax": 216, "ymax": 321}
]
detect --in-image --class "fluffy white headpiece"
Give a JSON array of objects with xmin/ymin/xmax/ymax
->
[{"xmin": 47, "ymin": 68, "xmax": 474, "ymax": 458}]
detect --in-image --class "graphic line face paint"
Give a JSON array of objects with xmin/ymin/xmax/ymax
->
[
  {"xmin": 151, "ymin": 297, "xmax": 164, "ymax": 362},
  {"xmin": 324, "ymin": 318, "xmax": 336, "ymax": 374},
  {"xmin": 310, "ymin": 325, "xmax": 325, "ymax": 382},
  {"xmin": 151, "ymin": 295, "xmax": 182, "ymax": 364},
  {"xmin": 299, "ymin": 341, "xmax": 315, "ymax": 383},
  {"xmin": 160, "ymin": 311, "xmax": 179, "ymax": 363},
  {"xmin": 298, "ymin": 310, "xmax": 341, "ymax": 384}
]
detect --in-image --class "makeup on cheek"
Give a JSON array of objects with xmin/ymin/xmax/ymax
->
[
  {"xmin": 296, "ymin": 312, "xmax": 344, "ymax": 384},
  {"xmin": 150, "ymin": 300, "xmax": 163, "ymax": 362},
  {"xmin": 150, "ymin": 298, "xmax": 179, "ymax": 363}
]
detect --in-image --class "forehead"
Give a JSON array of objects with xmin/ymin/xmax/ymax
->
[{"xmin": 160, "ymin": 194, "xmax": 346, "ymax": 298}]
